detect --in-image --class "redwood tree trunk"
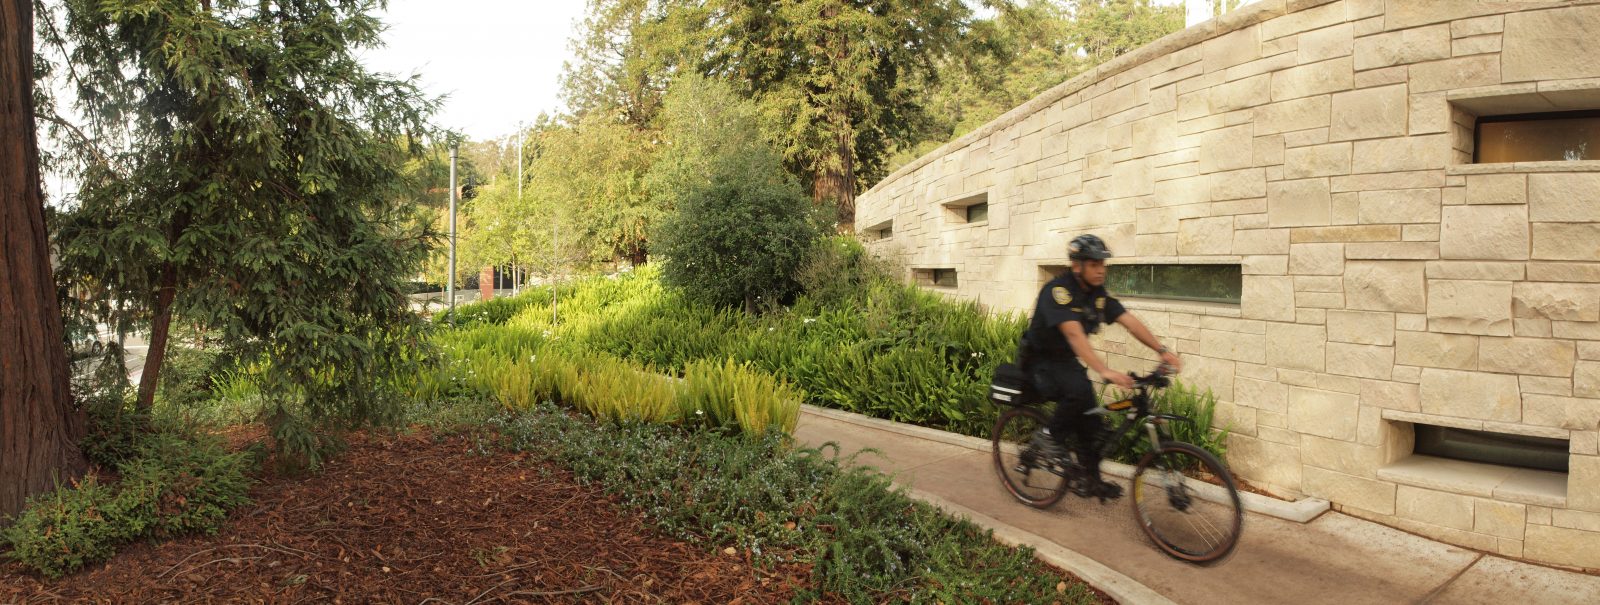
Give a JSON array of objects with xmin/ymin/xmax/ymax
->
[
  {"xmin": 1, "ymin": 0, "xmax": 87, "ymax": 519},
  {"xmin": 811, "ymin": 125, "xmax": 856, "ymax": 231},
  {"xmin": 811, "ymin": 7, "xmax": 856, "ymax": 231}
]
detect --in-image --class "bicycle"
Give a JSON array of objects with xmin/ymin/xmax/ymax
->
[{"xmin": 989, "ymin": 365, "xmax": 1244, "ymax": 564}]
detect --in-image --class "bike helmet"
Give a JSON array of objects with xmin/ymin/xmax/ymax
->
[{"xmin": 1067, "ymin": 234, "xmax": 1113, "ymax": 261}]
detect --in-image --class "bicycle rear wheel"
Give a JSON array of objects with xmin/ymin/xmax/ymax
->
[
  {"xmin": 991, "ymin": 406, "xmax": 1070, "ymax": 509},
  {"xmin": 1130, "ymin": 441, "xmax": 1243, "ymax": 564}
]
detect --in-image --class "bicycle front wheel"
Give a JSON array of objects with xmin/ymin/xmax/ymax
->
[
  {"xmin": 991, "ymin": 406, "xmax": 1070, "ymax": 509},
  {"xmin": 1130, "ymin": 441, "xmax": 1243, "ymax": 564}
]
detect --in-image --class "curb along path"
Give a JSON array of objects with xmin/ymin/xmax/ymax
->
[{"xmin": 793, "ymin": 405, "xmax": 1600, "ymax": 605}]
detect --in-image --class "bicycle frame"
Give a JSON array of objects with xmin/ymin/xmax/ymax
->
[{"xmin": 1091, "ymin": 381, "xmax": 1197, "ymax": 462}]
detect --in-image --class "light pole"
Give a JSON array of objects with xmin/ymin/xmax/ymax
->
[
  {"xmin": 447, "ymin": 142, "xmax": 458, "ymax": 323},
  {"xmin": 515, "ymin": 121, "xmax": 523, "ymax": 295}
]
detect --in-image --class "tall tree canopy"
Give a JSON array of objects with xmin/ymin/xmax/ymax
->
[
  {"xmin": 42, "ymin": 0, "xmax": 437, "ymax": 461},
  {"xmin": 553, "ymin": 0, "xmax": 1182, "ymax": 230}
]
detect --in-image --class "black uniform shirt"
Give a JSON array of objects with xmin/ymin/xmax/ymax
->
[{"xmin": 1026, "ymin": 272, "xmax": 1126, "ymax": 360}]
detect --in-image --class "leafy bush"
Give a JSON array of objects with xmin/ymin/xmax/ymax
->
[
  {"xmin": 115, "ymin": 434, "xmax": 255, "ymax": 538},
  {"xmin": 489, "ymin": 403, "xmax": 1099, "ymax": 603},
  {"xmin": 0, "ymin": 475, "xmax": 135, "ymax": 579},
  {"xmin": 155, "ymin": 345, "xmax": 229, "ymax": 411},
  {"xmin": 80, "ymin": 389, "xmax": 153, "ymax": 469},
  {"xmin": 653, "ymin": 174, "xmax": 822, "ymax": 312},
  {"xmin": 2, "ymin": 433, "xmax": 255, "ymax": 578},
  {"xmin": 793, "ymin": 235, "xmax": 897, "ymax": 308}
]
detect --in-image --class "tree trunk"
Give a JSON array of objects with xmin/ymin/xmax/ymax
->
[
  {"xmin": 1, "ymin": 0, "xmax": 87, "ymax": 519},
  {"xmin": 811, "ymin": 125, "xmax": 856, "ymax": 231},
  {"xmin": 134, "ymin": 262, "xmax": 178, "ymax": 410},
  {"xmin": 811, "ymin": 5, "xmax": 856, "ymax": 231}
]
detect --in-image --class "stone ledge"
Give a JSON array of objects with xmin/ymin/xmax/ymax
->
[
  {"xmin": 1120, "ymin": 297, "xmax": 1244, "ymax": 317},
  {"xmin": 1383, "ymin": 409, "xmax": 1573, "ymax": 440},
  {"xmin": 1378, "ymin": 455, "xmax": 1568, "ymax": 507},
  {"xmin": 1446, "ymin": 161, "xmax": 1600, "ymax": 176}
]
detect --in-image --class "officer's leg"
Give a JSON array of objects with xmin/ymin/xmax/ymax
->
[{"xmin": 1057, "ymin": 369, "xmax": 1102, "ymax": 478}]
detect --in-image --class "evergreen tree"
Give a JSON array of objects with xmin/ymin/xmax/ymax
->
[{"xmin": 43, "ymin": 0, "xmax": 437, "ymax": 464}]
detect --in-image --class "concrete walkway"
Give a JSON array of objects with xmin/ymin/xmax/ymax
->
[{"xmin": 794, "ymin": 406, "xmax": 1600, "ymax": 605}]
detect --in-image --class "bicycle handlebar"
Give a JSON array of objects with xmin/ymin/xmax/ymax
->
[{"xmin": 1126, "ymin": 363, "xmax": 1176, "ymax": 389}]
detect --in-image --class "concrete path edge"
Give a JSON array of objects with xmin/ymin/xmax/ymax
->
[
  {"xmin": 800, "ymin": 405, "xmax": 1331, "ymax": 523},
  {"xmin": 905, "ymin": 487, "xmax": 1179, "ymax": 605}
]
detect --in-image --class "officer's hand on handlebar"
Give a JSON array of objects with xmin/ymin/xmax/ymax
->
[
  {"xmin": 1100, "ymin": 368, "xmax": 1135, "ymax": 390},
  {"xmin": 1158, "ymin": 350, "xmax": 1182, "ymax": 373}
]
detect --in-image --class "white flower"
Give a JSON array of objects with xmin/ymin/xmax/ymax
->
[
  {"xmin": 696, "ymin": 409, "xmax": 704, "ymax": 415},
  {"xmin": 803, "ymin": 318, "xmax": 816, "ymax": 324}
]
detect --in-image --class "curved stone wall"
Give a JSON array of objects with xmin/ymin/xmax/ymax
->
[{"xmin": 857, "ymin": 0, "xmax": 1600, "ymax": 567}]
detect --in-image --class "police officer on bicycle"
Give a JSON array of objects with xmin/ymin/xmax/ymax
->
[{"xmin": 1025, "ymin": 234, "xmax": 1182, "ymax": 499}]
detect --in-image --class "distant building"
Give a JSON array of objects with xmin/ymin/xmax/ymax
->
[{"xmin": 858, "ymin": 0, "xmax": 1600, "ymax": 567}]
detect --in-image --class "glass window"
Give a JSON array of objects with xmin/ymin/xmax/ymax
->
[
  {"xmin": 1414, "ymin": 425, "xmax": 1569, "ymax": 473},
  {"xmin": 933, "ymin": 268, "xmax": 958, "ymax": 287},
  {"xmin": 966, "ymin": 202, "xmax": 989, "ymax": 223},
  {"xmin": 1476, "ymin": 111, "xmax": 1600, "ymax": 163},
  {"xmin": 1103, "ymin": 264, "xmax": 1242, "ymax": 304}
]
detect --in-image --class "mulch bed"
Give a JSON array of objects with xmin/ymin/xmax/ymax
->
[{"xmin": 1, "ymin": 429, "xmax": 817, "ymax": 604}]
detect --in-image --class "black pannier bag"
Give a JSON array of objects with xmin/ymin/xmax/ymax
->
[{"xmin": 990, "ymin": 362, "xmax": 1039, "ymax": 406}]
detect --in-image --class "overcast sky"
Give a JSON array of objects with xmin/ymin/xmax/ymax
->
[{"xmin": 358, "ymin": 0, "xmax": 590, "ymax": 141}]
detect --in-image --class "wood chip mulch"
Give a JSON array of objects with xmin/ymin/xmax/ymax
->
[{"xmin": 1, "ymin": 429, "xmax": 817, "ymax": 604}]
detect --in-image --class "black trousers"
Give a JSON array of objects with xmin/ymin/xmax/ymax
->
[{"xmin": 1030, "ymin": 358, "xmax": 1105, "ymax": 479}]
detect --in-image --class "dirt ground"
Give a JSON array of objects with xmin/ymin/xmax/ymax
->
[{"xmin": 1, "ymin": 429, "xmax": 819, "ymax": 604}]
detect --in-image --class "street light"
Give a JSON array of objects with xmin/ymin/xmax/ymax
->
[{"xmin": 447, "ymin": 141, "xmax": 458, "ymax": 324}]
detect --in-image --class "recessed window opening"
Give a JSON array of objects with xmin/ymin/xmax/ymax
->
[
  {"xmin": 1414, "ymin": 424, "xmax": 1569, "ymax": 473},
  {"xmin": 942, "ymin": 192, "xmax": 989, "ymax": 224},
  {"xmin": 914, "ymin": 268, "xmax": 959, "ymax": 288},
  {"xmin": 1474, "ymin": 110, "xmax": 1600, "ymax": 163},
  {"xmin": 861, "ymin": 218, "xmax": 893, "ymax": 241},
  {"xmin": 965, "ymin": 202, "xmax": 988, "ymax": 223},
  {"xmin": 1103, "ymin": 264, "xmax": 1242, "ymax": 305}
]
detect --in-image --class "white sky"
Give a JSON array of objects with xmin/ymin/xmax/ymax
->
[
  {"xmin": 358, "ymin": 0, "xmax": 590, "ymax": 141},
  {"xmin": 355, "ymin": 1, "xmax": 1228, "ymax": 142}
]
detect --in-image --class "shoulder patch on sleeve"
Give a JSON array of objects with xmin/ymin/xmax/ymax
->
[{"xmin": 1051, "ymin": 286, "xmax": 1070, "ymax": 305}]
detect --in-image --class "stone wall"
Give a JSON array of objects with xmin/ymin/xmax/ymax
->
[{"xmin": 856, "ymin": 0, "xmax": 1600, "ymax": 568}]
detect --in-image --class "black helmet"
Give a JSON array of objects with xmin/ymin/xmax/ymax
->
[{"xmin": 1068, "ymin": 234, "xmax": 1113, "ymax": 261}]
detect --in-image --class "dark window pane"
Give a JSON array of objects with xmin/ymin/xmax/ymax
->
[
  {"xmin": 966, "ymin": 202, "xmax": 988, "ymax": 223},
  {"xmin": 933, "ymin": 268, "xmax": 958, "ymax": 287},
  {"xmin": 1477, "ymin": 113, "xmax": 1600, "ymax": 163},
  {"xmin": 1103, "ymin": 264, "xmax": 1242, "ymax": 304},
  {"xmin": 1414, "ymin": 425, "xmax": 1569, "ymax": 473}
]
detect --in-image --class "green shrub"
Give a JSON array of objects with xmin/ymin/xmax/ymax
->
[
  {"xmin": 793, "ymin": 235, "xmax": 897, "ymax": 308},
  {"xmin": 1, "ymin": 432, "xmax": 254, "ymax": 578},
  {"xmin": 80, "ymin": 389, "xmax": 153, "ymax": 468},
  {"xmin": 155, "ymin": 345, "xmax": 228, "ymax": 410},
  {"xmin": 115, "ymin": 433, "xmax": 255, "ymax": 538},
  {"xmin": 653, "ymin": 174, "xmax": 823, "ymax": 313},
  {"xmin": 1, "ymin": 475, "xmax": 135, "ymax": 579}
]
